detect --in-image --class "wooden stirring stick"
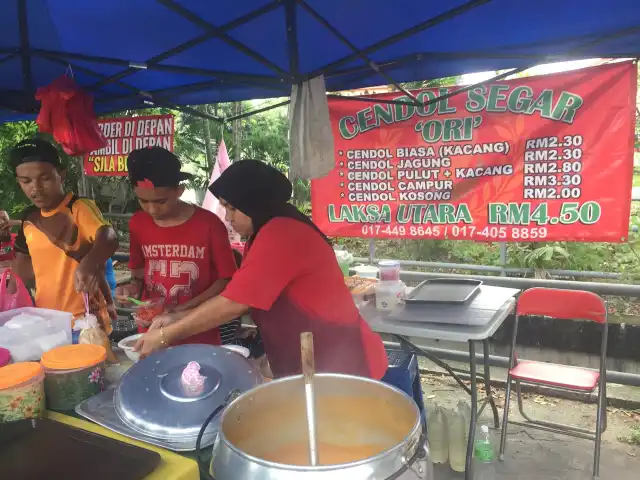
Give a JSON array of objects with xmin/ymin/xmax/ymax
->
[{"xmin": 300, "ymin": 332, "xmax": 319, "ymax": 466}]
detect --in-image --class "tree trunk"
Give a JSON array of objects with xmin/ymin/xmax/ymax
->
[
  {"xmin": 233, "ymin": 102, "xmax": 242, "ymax": 163},
  {"xmin": 201, "ymin": 105, "xmax": 214, "ymax": 174}
]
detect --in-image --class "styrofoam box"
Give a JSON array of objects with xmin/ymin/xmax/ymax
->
[{"xmin": 0, "ymin": 307, "xmax": 73, "ymax": 362}]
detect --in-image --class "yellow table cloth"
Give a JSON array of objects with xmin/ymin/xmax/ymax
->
[{"xmin": 47, "ymin": 411, "xmax": 199, "ymax": 480}]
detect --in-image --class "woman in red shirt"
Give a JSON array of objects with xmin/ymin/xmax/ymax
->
[{"xmin": 136, "ymin": 160, "xmax": 388, "ymax": 380}]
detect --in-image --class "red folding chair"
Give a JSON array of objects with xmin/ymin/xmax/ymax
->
[{"xmin": 499, "ymin": 287, "xmax": 608, "ymax": 479}]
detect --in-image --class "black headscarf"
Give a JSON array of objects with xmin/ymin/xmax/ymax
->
[{"xmin": 208, "ymin": 160, "xmax": 330, "ymax": 245}]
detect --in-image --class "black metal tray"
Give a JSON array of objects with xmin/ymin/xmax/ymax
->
[
  {"xmin": 405, "ymin": 278, "xmax": 482, "ymax": 305},
  {"xmin": 0, "ymin": 418, "xmax": 161, "ymax": 480}
]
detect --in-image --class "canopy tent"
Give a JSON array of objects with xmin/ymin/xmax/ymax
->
[{"xmin": 1, "ymin": 0, "xmax": 640, "ymax": 123}]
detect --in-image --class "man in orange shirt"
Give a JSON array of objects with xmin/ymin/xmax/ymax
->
[{"xmin": 9, "ymin": 139, "xmax": 119, "ymax": 337}]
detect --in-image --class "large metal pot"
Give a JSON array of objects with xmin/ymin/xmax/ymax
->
[{"xmin": 210, "ymin": 374, "xmax": 431, "ymax": 480}]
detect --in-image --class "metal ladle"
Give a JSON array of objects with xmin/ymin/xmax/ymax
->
[{"xmin": 300, "ymin": 332, "xmax": 318, "ymax": 466}]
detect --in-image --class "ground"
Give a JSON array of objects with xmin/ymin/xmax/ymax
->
[{"xmin": 422, "ymin": 371, "xmax": 640, "ymax": 479}]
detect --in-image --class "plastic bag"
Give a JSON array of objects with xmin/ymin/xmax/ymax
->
[
  {"xmin": 4, "ymin": 313, "xmax": 45, "ymax": 329},
  {"xmin": 0, "ymin": 269, "xmax": 34, "ymax": 312},
  {"xmin": 75, "ymin": 313, "xmax": 117, "ymax": 363}
]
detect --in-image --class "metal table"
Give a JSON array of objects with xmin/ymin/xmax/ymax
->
[{"xmin": 361, "ymin": 285, "xmax": 519, "ymax": 479}]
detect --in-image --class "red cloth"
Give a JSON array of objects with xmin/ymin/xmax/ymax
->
[
  {"xmin": 35, "ymin": 76, "xmax": 106, "ymax": 156},
  {"xmin": 0, "ymin": 234, "xmax": 16, "ymax": 262},
  {"xmin": 129, "ymin": 208, "xmax": 238, "ymax": 346},
  {"xmin": 222, "ymin": 217, "xmax": 388, "ymax": 380}
]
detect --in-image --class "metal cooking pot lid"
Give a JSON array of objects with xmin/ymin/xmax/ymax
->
[{"xmin": 114, "ymin": 344, "xmax": 262, "ymax": 442}]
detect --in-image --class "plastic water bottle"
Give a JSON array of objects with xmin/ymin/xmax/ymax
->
[
  {"xmin": 427, "ymin": 405, "xmax": 448, "ymax": 464},
  {"xmin": 473, "ymin": 425, "xmax": 496, "ymax": 479},
  {"xmin": 458, "ymin": 400, "xmax": 472, "ymax": 443},
  {"xmin": 447, "ymin": 407, "xmax": 466, "ymax": 473}
]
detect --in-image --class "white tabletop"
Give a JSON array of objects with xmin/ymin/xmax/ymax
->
[{"xmin": 361, "ymin": 285, "xmax": 519, "ymax": 342}]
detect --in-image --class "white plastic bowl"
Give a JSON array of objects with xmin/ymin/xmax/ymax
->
[
  {"xmin": 222, "ymin": 344, "xmax": 250, "ymax": 358},
  {"xmin": 352, "ymin": 265, "xmax": 380, "ymax": 279},
  {"xmin": 118, "ymin": 333, "xmax": 143, "ymax": 363}
]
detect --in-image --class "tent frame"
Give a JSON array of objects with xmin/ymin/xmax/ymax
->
[{"xmin": 3, "ymin": 0, "xmax": 639, "ymax": 122}]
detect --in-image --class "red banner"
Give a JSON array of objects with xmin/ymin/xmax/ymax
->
[
  {"xmin": 83, "ymin": 114, "xmax": 174, "ymax": 176},
  {"xmin": 311, "ymin": 63, "xmax": 636, "ymax": 242}
]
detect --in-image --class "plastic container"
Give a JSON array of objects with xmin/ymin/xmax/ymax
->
[
  {"xmin": 378, "ymin": 260, "xmax": 401, "ymax": 281},
  {"xmin": 427, "ymin": 405, "xmax": 448, "ymax": 464},
  {"xmin": 41, "ymin": 344, "xmax": 107, "ymax": 411},
  {"xmin": 117, "ymin": 333, "xmax": 142, "ymax": 363},
  {"xmin": 334, "ymin": 249, "xmax": 354, "ymax": 277},
  {"xmin": 132, "ymin": 298, "xmax": 165, "ymax": 325},
  {"xmin": 473, "ymin": 425, "xmax": 496, "ymax": 480},
  {"xmin": 352, "ymin": 264, "xmax": 379, "ymax": 279},
  {"xmin": 374, "ymin": 280, "xmax": 406, "ymax": 312},
  {"xmin": 222, "ymin": 344, "xmax": 250, "ymax": 358},
  {"xmin": 0, "ymin": 362, "xmax": 45, "ymax": 423},
  {"xmin": 0, "ymin": 307, "xmax": 72, "ymax": 362}
]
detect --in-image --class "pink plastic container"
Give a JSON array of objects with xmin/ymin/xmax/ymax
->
[{"xmin": 378, "ymin": 260, "xmax": 401, "ymax": 281}]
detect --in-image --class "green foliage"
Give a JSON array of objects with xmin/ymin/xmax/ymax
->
[{"xmin": 619, "ymin": 424, "xmax": 640, "ymax": 446}]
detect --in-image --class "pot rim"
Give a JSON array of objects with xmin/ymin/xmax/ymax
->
[{"xmin": 217, "ymin": 373, "xmax": 423, "ymax": 471}]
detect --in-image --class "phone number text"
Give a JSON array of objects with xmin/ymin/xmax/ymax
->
[{"xmin": 361, "ymin": 224, "xmax": 549, "ymax": 240}]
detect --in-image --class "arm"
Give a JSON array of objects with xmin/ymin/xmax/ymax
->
[
  {"xmin": 9, "ymin": 215, "xmax": 35, "ymax": 291},
  {"xmin": 8, "ymin": 252, "xmax": 35, "ymax": 293},
  {"xmin": 136, "ymin": 219, "xmax": 303, "ymax": 357},
  {"xmin": 75, "ymin": 225, "xmax": 119, "ymax": 292},
  {"xmin": 74, "ymin": 200, "xmax": 119, "ymax": 292},
  {"xmin": 171, "ymin": 214, "xmax": 237, "ymax": 312},
  {"xmin": 116, "ymin": 215, "xmax": 145, "ymax": 302},
  {"xmin": 171, "ymin": 278, "xmax": 230, "ymax": 312},
  {"xmin": 135, "ymin": 294, "xmax": 248, "ymax": 357},
  {"xmin": 169, "ymin": 295, "xmax": 248, "ymax": 340}
]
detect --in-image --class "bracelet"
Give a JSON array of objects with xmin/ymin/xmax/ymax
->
[{"xmin": 159, "ymin": 327, "xmax": 168, "ymax": 346}]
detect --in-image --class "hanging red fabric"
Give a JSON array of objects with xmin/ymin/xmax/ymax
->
[{"xmin": 35, "ymin": 75, "xmax": 106, "ymax": 156}]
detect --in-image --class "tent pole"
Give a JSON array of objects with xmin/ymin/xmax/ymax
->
[
  {"xmin": 90, "ymin": 0, "xmax": 282, "ymax": 90},
  {"xmin": 0, "ymin": 52, "xmax": 18, "ymax": 65},
  {"xmin": 224, "ymin": 100, "xmax": 291, "ymax": 122},
  {"xmin": 284, "ymin": 0, "xmax": 300, "ymax": 79},
  {"xmin": 33, "ymin": 51, "xmax": 221, "ymax": 122},
  {"xmin": 328, "ymin": 27, "xmax": 639, "ymax": 110},
  {"xmin": 17, "ymin": 0, "xmax": 34, "ymax": 93},
  {"xmin": 156, "ymin": 0, "xmax": 292, "ymax": 80},
  {"xmin": 148, "ymin": 99, "xmax": 223, "ymax": 122},
  {"xmin": 94, "ymin": 79, "xmax": 290, "ymax": 105},
  {"xmin": 296, "ymin": 0, "xmax": 420, "ymax": 106},
  {"xmin": 33, "ymin": 48, "xmax": 283, "ymax": 84},
  {"xmin": 306, "ymin": 0, "xmax": 493, "ymax": 79}
]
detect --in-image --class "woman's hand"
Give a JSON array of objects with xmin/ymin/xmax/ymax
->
[
  {"xmin": 133, "ymin": 329, "xmax": 168, "ymax": 359},
  {"xmin": 148, "ymin": 311, "xmax": 181, "ymax": 331}
]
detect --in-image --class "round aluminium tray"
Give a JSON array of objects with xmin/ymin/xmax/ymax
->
[{"xmin": 114, "ymin": 344, "xmax": 262, "ymax": 444}]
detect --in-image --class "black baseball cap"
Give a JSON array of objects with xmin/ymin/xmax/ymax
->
[
  {"xmin": 9, "ymin": 139, "xmax": 62, "ymax": 172},
  {"xmin": 127, "ymin": 146, "xmax": 192, "ymax": 188}
]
